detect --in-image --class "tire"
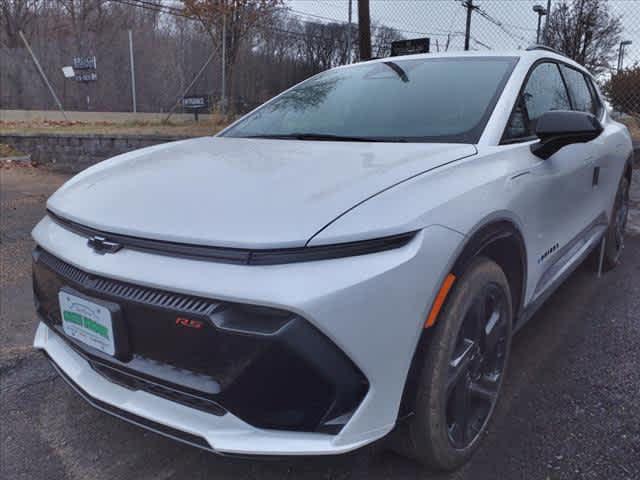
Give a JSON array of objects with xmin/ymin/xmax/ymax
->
[
  {"xmin": 593, "ymin": 174, "xmax": 631, "ymax": 272},
  {"xmin": 393, "ymin": 257, "xmax": 513, "ymax": 471}
]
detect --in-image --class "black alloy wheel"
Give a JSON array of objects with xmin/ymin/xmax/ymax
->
[
  {"xmin": 612, "ymin": 176, "xmax": 630, "ymax": 262},
  {"xmin": 446, "ymin": 283, "xmax": 509, "ymax": 448},
  {"xmin": 596, "ymin": 174, "xmax": 632, "ymax": 272},
  {"xmin": 392, "ymin": 257, "xmax": 513, "ymax": 471}
]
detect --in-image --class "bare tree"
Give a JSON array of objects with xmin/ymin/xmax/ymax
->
[
  {"xmin": 544, "ymin": 0, "xmax": 622, "ymax": 75},
  {"xmin": 1, "ymin": 0, "xmax": 44, "ymax": 108},
  {"xmin": 0, "ymin": 0, "xmax": 43, "ymax": 47},
  {"xmin": 371, "ymin": 23, "xmax": 404, "ymax": 58},
  {"xmin": 181, "ymin": 0, "xmax": 282, "ymax": 110}
]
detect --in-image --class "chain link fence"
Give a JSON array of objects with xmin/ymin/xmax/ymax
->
[{"xmin": 1, "ymin": 0, "xmax": 639, "ymax": 118}]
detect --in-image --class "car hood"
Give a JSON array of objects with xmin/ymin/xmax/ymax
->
[{"xmin": 47, "ymin": 137, "xmax": 476, "ymax": 248}]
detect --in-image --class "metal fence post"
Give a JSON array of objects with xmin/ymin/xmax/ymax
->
[
  {"xmin": 128, "ymin": 30, "xmax": 137, "ymax": 113},
  {"xmin": 221, "ymin": 12, "xmax": 227, "ymax": 113}
]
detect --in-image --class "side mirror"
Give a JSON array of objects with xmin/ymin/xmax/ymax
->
[{"xmin": 531, "ymin": 110, "xmax": 603, "ymax": 159}]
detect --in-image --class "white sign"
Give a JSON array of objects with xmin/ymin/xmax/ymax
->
[{"xmin": 62, "ymin": 66, "xmax": 75, "ymax": 78}]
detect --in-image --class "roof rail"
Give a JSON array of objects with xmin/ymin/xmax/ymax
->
[{"xmin": 526, "ymin": 44, "xmax": 565, "ymax": 56}]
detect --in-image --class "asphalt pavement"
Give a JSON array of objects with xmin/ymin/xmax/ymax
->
[{"xmin": 1, "ymin": 164, "xmax": 640, "ymax": 480}]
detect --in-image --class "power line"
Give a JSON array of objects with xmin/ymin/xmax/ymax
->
[
  {"xmin": 474, "ymin": 5, "xmax": 531, "ymax": 43},
  {"xmin": 288, "ymin": 7, "xmax": 462, "ymax": 38},
  {"xmin": 108, "ymin": 0, "xmax": 191, "ymax": 18}
]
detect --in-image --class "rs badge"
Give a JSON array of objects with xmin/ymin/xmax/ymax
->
[{"xmin": 175, "ymin": 317, "xmax": 203, "ymax": 329}]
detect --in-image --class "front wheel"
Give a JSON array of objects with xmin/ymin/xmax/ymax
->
[{"xmin": 393, "ymin": 257, "xmax": 513, "ymax": 471}]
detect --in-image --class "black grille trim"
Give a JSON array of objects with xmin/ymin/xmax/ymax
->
[
  {"xmin": 90, "ymin": 360, "xmax": 226, "ymax": 416},
  {"xmin": 35, "ymin": 247, "xmax": 219, "ymax": 316},
  {"xmin": 47, "ymin": 210, "xmax": 416, "ymax": 265}
]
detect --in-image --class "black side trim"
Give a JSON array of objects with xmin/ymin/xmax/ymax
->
[
  {"xmin": 42, "ymin": 351, "xmax": 215, "ymax": 452},
  {"xmin": 47, "ymin": 210, "xmax": 416, "ymax": 265}
]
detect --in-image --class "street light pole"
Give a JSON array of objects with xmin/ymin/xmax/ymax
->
[
  {"xmin": 618, "ymin": 40, "xmax": 633, "ymax": 72},
  {"xmin": 543, "ymin": 0, "xmax": 552, "ymax": 43},
  {"xmin": 533, "ymin": 5, "xmax": 548, "ymax": 44}
]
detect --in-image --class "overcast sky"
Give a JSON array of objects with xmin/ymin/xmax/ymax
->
[{"xmin": 287, "ymin": 0, "xmax": 640, "ymax": 68}]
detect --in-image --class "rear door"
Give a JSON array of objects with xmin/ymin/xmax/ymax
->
[
  {"xmin": 558, "ymin": 64, "xmax": 608, "ymax": 225},
  {"xmin": 561, "ymin": 65, "xmax": 620, "ymax": 223}
]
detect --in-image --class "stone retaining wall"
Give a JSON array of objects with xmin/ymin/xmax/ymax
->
[
  {"xmin": 0, "ymin": 133, "xmax": 187, "ymax": 171},
  {"xmin": 2, "ymin": 132, "xmax": 638, "ymax": 173}
]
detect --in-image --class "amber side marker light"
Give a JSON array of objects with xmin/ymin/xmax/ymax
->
[{"xmin": 425, "ymin": 273, "xmax": 456, "ymax": 328}]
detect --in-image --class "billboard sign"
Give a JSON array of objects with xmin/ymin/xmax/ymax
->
[
  {"xmin": 73, "ymin": 56, "xmax": 97, "ymax": 70},
  {"xmin": 391, "ymin": 38, "xmax": 430, "ymax": 57}
]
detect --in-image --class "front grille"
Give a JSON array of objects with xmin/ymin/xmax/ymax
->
[{"xmin": 37, "ymin": 249, "xmax": 218, "ymax": 316}]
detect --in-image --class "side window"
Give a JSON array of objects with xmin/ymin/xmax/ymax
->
[
  {"xmin": 522, "ymin": 63, "xmax": 571, "ymax": 124},
  {"xmin": 504, "ymin": 98, "xmax": 529, "ymax": 140},
  {"xmin": 503, "ymin": 62, "xmax": 571, "ymax": 141},
  {"xmin": 560, "ymin": 65, "xmax": 596, "ymax": 115}
]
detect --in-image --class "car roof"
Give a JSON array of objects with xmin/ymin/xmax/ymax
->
[{"xmin": 343, "ymin": 49, "xmax": 591, "ymax": 76}]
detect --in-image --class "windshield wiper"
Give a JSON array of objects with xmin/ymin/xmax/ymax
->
[{"xmin": 240, "ymin": 133, "xmax": 403, "ymax": 142}]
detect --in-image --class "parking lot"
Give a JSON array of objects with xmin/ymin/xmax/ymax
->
[{"xmin": 1, "ymin": 163, "xmax": 640, "ymax": 480}]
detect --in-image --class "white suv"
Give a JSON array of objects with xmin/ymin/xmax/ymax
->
[{"xmin": 33, "ymin": 48, "xmax": 633, "ymax": 470}]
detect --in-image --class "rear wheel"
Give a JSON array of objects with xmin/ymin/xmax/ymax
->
[
  {"xmin": 598, "ymin": 174, "xmax": 630, "ymax": 272},
  {"xmin": 393, "ymin": 257, "xmax": 512, "ymax": 470}
]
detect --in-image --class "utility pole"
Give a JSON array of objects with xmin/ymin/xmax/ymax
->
[
  {"xmin": 128, "ymin": 30, "xmax": 137, "ymax": 113},
  {"xmin": 19, "ymin": 30, "xmax": 68, "ymax": 121},
  {"xmin": 463, "ymin": 0, "xmax": 477, "ymax": 51},
  {"xmin": 346, "ymin": 0, "xmax": 353, "ymax": 64},
  {"xmin": 358, "ymin": 0, "xmax": 372, "ymax": 60}
]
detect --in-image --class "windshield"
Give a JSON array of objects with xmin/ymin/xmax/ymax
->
[{"xmin": 223, "ymin": 57, "xmax": 517, "ymax": 143}]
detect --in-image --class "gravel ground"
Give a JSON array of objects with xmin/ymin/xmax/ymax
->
[{"xmin": 1, "ymin": 164, "xmax": 640, "ymax": 480}]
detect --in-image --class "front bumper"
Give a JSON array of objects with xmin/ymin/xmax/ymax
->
[
  {"xmin": 35, "ymin": 322, "xmax": 370, "ymax": 455},
  {"xmin": 32, "ymin": 215, "xmax": 463, "ymax": 455}
]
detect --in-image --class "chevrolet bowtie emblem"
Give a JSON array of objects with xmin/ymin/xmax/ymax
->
[{"xmin": 87, "ymin": 235, "xmax": 122, "ymax": 254}]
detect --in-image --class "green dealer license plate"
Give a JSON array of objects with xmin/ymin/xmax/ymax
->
[{"xmin": 59, "ymin": 291, "xmax": 116, "ymax": 356}]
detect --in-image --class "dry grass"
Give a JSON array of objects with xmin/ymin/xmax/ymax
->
[
  {"xmin": 0, "ymin": 143, "xmax": 25, "ymax": 157},
  {"xmin": 0, "ymin": 115, "xmax": 233, "ymax": 137},
  {"xmin": 619, "ymin": 115, "xmax": 640, "ymax": 142}
]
